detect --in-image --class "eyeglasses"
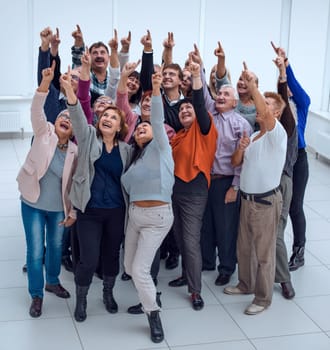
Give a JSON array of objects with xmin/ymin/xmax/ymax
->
[
  {"xmin": 57, "ymin": 113, "xmax": 71, "ymax": 121},
  {"xmin": 96, "ymin": 98, "xmax": 113, "ymax": 105},
  {"xmin": 71, "ymin": 75, "xmax": 79, "ymax": 81}
]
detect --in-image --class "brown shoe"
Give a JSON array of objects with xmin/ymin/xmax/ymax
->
[
  {"xmin": 281, "ymin": 281, "xmax": 295, "ymax": 299},
  {"xmin": 29, "ymin": 297, "xmax": 43, "ymax": 318},
  {"xmin": 45, "ymin": 284, "xmax": 70, "ymax": 298}
]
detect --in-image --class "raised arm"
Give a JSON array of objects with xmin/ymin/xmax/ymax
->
[
  {"xmin": 214, "ymin": 41, "xmax": 231, "ymax": 91},
  {"xmin": 151, "ymin": 72, "xmax": 168, "ymax": 150},
  {"xmin": 273, "ymin": 55, "xmax": 296, "ymax": 137},
  {"xmin": 71, "ymin": 24, "xmax": 85, "ymax": 68},
  {"xmin": 105, "ymin": 29, "xmax": 120, "ymax": 100},
  {"xmin": 119, "ymin": 30, "xmax": 131, "ymax": 71},
  {"xmin": 189, "ymin": 59, "xmax": 211, "ymax": 135},
  {"xmin": 162, "ymin": 32, "xmax": 174, "ymax": 65},
  {"xmin": 231, "ymin": 131, "xmax": 250, "ymax": 167},
  {"xmin": 140, "ymin": 30, "xmax": 154, "ymax": 92}
]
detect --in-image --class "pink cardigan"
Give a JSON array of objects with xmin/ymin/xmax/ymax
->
[{"xmin": 16, "ymin": 91, "xmax": 78, "ymax": 221}]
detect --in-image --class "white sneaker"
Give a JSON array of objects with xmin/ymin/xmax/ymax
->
[
  {"xmin": 224, "ymin": 285, "xmax": 245, "ymax": 295},
  {"xmin": 244, "ymin": 303, "xmax": 265, "ymax": 315}
]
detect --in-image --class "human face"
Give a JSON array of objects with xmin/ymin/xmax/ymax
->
[
  {"xmin": 265, "ymin": 97, "xmax": 281, "ymax": 119},
  {"xmin": 180, "ymin": 69, "xmax": 192, "ymax": 96},
  {"xmin": 98, "ymin": 109, "xmax": 121, "ymax": 137},
  {"xmin": 215, "ymin": 86, "xmax": 237, "ymax": 113},
  {"xmin": 134, "ymin": 122, "xmax": 153, "ymax": 147},
  {"xmin": 210, "ymin": 65, "xmax": 216, "ymax": 86},
  {"xmin": 69, "ymin": 68, "xmax": 81, "ymax": 93},
  {"xmin": 237, "ymin": 72, "xmax": 257, "ymax": 96},
  {"xmin": 54, "ymin": 112, "xmax": 73, "ymax": 140},
  {"xmin": 141, "ymin": 95, "xmax": 151, "ymax": 119},
  {"xmin": 93, "ymin": 96, "xmax": 113, "ymax": 116},
  {"xmin": 127, "ymin": 75, "xmax": 140, "ymax": 96},
  {"xmin": 90, "ymin": 46, "xmax": 109, "ymax": 72},
  {"xmin": 178, "ymin": 102, "xmax": 195, "ymax": 129},
  {"xmin": 162, "ymin": 68, "xmax": 181, "ymax": 90}
]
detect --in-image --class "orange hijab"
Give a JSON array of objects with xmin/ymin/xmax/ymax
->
[{"xmin": 171, "ymin": 112, "xmax": 217, "ymax": 187}]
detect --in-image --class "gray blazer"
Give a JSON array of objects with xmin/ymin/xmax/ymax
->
[{"xmin": 67, "ymin": 101, "xmax": 132, "ymax": 213}]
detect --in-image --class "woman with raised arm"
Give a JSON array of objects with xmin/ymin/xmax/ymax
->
[
  {"xmin": 60, "ymin": 68, "xmax": 131, "ymax": 322},
  {"xmin": 17, "ymin": 62, "xmax": 77, "ymax": 318},
  {"xmin": 121, "ymin": 71, "xmax": 174, "ymax": 343}
]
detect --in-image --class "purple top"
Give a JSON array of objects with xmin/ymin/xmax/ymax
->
[{"xmin": 77, "ymin": 79, "xmax": 93, "ymax": 125}]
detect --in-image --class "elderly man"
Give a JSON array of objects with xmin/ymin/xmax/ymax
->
[{"xmin": 224, "ymin": 64, "xmax": 287, "ymax": 315}]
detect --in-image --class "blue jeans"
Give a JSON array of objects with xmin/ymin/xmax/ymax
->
[{"xmin": 21, "ymin": 201, "xmax": 64, "ymax": 298}]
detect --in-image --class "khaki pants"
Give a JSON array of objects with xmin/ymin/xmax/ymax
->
[{"xmin": 237, "ymin": 191, "xmax": 282, "ymax": 307}]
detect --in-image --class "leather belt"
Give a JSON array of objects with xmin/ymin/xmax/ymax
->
[
  {"xmin": 240, "ymin": 187, "xmax": 280, "ymax": 206},
  {"xmin": 210, "ymin": 174, "xmax": 233, "ymax": 180}
]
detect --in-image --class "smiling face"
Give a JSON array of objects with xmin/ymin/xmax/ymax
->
[
  {"xmin": 97, "ymin": 108, "xmax": 122, "ymax": 138},
  {"xmin": 178, "ymin": 102, "xmax": 195, "ymax": 129},
  {"xmin": 90, "ymin": 44, "xmax": 109, "ymax": 72},
  {"xmin": 127, "ymin": 74, "xmax": 140, "ymax": 96},
  {"xmin": 141, "ymin": 94, "xmax": 152, "ymax": 119},
  {"xmin": 180, "ymin": 69, "xmax": 192, "ymax": 97},
  {"xmin": 134, "ymin": 122, "xmax": 153, "ymax": 147},
  {"xmin": 162, "ymin": 67, "xmax": 182, "ymax": 91},
  {"xmin": 93, "ymin": 96, "xmax": 113, "ymax": 116},
  {"xmin": 215, "ymin": 85, "xmax": 237, "ymax": 113},
  {"xmin": 55, "ymin": 111, "xmax": 73, "ymax": 140}
]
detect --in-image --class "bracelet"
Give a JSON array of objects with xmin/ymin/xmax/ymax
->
[{"xmin": 279, "ymin": 76, "xmax": 287, "ymax": 82}]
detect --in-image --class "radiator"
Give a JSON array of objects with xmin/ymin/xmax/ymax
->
[{"xmin": 0, "ymin": 111, "xmax": 24, "ymax": 138}]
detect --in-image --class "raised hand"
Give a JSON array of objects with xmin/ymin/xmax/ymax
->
[
  {"xmin": 40, "ymin": 27, "xmax": 53, "ymax": 51},
  {"xmin": 152, "ymin": 71, "xmax": 163, "ymax": 94},
  {"xmin": 140, "ymin": 30, "xmax": 152, "ymax": 52},
  {"xmin": 238, "ymin": 130, "xmax": 250, "ymax": 151},
  {"xmin": 214, "ymin": 41, "xmax": 225, "ymax": 59},
  {"xmin": 72, "ymin": 24, "xmax": 84, "ymax": 47},
  {"xmin": 163, "ymin": 32, "xmax": 175, "ymax": 49},
  {"xmin": 241, "ymin": 62, "xmax": 256, "ymax": 90},
  {"xmin": 187, "ymin": 54, "xmax": 200, "ymax": 77},
  {"xmin": 270, "ymin": 41, "xmax": 286, "ymax": 60},
  {"xmin": 108, "ymin": 29, "xmax": 119, "ymax": 51},
  {"xmin": 120, "ymin": 31, "xmax": 131, "ymax": 53},
  {"xmin": 50, "ymin": 27, "xmax": 60, "ymax": 56},
  {"xmin": 81, "ymin": 46, "xmax": 91, "ymax": 67},
  {"xmin": 190, "ymin": 44, "xmax": 202, "ymax": 65},
  {"xmin": 122, "ymin": 60, "xmax": 141, "ymax": 77},
  {"xmin": 42, "ymin": 59, "xmax": 56, "ymax": 83},
  {"xmin": 273, "ymin": 55, "xmax": 285, "ymax": 69}
]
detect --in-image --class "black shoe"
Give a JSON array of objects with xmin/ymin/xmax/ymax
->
[
  {"xmin": 165, "ymin": 254, "xmax": 179, "ymax": 270},
  {"xmin": 22, "ymin": 264, "xmax": 27, "ymax": 273},
  {"xmin": 191, "ymin": 293, "xmax": 204, "ymax": 311},
  {"xmin": 74, "ymin": 285, "xmax": 89, "ymax": 322},
  {"xmin": 288, "ymin": 246, "xmax": 305, "ymax": 271},
  {"xmin": 121, "ymin": 272, "xmax": 132, "ymax": 281},
  {"xmin": 215, "ymin": 274, "xmax": 231, "ymax": 286},
  {"xmin": 45, "ymin": 283, "xmax": 70, "ymax": 298},
  {"xmin": 168, "ymin": 276, "xmax": 188, "ymax": 287},
  {"xmin": 281, "ymin": 281, "xmax": 295, "ymax": 299},
  {"xmin": 128, "ymin": 292, "xmax": 162, "ymax": 314},
  {"xmin": 62, "ymin": 256, "xmax": 73, "ymax": 272},
  {"xmin": 29, "ymin": 297, "xmax": 43, "ymax": 318}
]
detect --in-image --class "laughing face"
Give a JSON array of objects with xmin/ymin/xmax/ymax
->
[
  {"xmin": 178, "ymin": 102, "xmax": 195, "ymax": 129},
  {"xmin": 215, "ymin": 86, "xmax": 237, "ymax": 113},
  {"xmin": 134, "ymin": 122, "xmax": 153, "ymax": 147},
  {"xmin": 90, "ymin": 46, "xmax": 109, "ymax": 72},
  {"xmin": 55, "ymin": 111, "xmax": 73, "ymax": 139}
]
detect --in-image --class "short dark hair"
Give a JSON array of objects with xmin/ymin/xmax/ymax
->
[
  {"xmin": 163, "ymin": 63, "xmax": 183, "ymax": 81},
  {"xmin": 89, "ymin": 41, "xmax": 109, "ymax": 54}
]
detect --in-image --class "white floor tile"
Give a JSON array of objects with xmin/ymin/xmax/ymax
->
[
  {"xmin": 171, "ymin": 340, "xmax": 255, "ymax": 349},
  {"xmin": 307, "ymin": 240, "xmax": 330, "ymax": 265},
  {"xmin": 295, "ymin": 295, "xmax": 330, "ymax": 331},
  {"xmin": 251, "ymin": 333, "xmax": 330, "ymax": 350}
]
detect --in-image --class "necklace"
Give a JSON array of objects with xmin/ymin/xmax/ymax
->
[{"xmin": 57, "ymin": 142, "xmax": 68, "ymax": 150}]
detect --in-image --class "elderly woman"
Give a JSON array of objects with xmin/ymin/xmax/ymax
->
[
  {"xmin": 168, "ymin": 60, "xmax": 217, "ymax": 310},
  {"xmin": 121, "ymin": 71, "xmax": 174, "ymax": 343},
  {"xmin": 17, "ymin": 62, "xmax": 78, "ymax": 318},
  {"xmin": 61, "ymin": 69, "xmax": 131, "ymax": 322}
]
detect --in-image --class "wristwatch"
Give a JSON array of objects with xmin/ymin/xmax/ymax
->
[{"xmin": 233, "ymin": 185, "xmax": 239, "ymax": 191}]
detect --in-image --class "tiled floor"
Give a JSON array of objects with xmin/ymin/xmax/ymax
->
[{"xmin": 0, "ymin": 136, "xmax": 330, "ymax": 350}]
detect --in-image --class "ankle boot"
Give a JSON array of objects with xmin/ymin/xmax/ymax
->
[
  {"xmin": 288, "ymin": 246, "xmax": 305, "ymax": 271},
  {"xmin": 103, "ymin": 275, "xmax": 118, "ymax": 313},
  {"xmin": 147, "ymin": 310, "xmax": 164, "ymax": 343},
  {"xmin": 74, "ymin": 285, "xmax": 89, "ymax": 322}
]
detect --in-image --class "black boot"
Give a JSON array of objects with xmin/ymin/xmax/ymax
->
[
  {"xmin": 147, "ymin": 310, "xmax": 164, "ymax": 343},
  {"xmin": 103, "ymin": 275, "xmax": 118, "ymax": 313},
  {"xmin": 74, "ymin": 285, "xmax": 89, "ymax": 322},
  {"xmin": 288, "ymin": 246, "xmax": 305, "ymax": 271},
  {"xmin": 127, "ymin": 292, "xmax": 162, "ymax": 314}
]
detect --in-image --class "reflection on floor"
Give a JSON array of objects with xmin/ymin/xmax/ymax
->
[{"xmin": 0, "ymin": 137, "xmax": 330, "ymax": 350}]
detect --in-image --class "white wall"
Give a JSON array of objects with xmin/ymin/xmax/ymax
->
[{"xmin": 0, "ymin": 0, "xmax": 329, "ymax": 148}]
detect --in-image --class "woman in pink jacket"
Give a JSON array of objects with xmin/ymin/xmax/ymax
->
[{"xmin": 17, "ymin": 62, "xmax": 77, "ymax": 318}]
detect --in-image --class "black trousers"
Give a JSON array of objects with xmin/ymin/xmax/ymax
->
[
  {"xmin": 289, "ymin": 148, "xmax": 309, "ymax": 247},
  {"xmin": 74, "ymin": 207, "xmax": 125, "ymax": 286}
]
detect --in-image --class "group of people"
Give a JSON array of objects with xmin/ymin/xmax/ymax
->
[{"xmin": 17, "ymin": 26, "xmax": 311, "ymax": 343}]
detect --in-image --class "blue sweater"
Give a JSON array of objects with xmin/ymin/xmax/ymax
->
[
  {"xmin": 121, "ymin": 95, "xmax": 174, "ymax": 203},
  {"xmin": 286, "ymin": 64, "xmax": 311, "ymax": 149}
]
